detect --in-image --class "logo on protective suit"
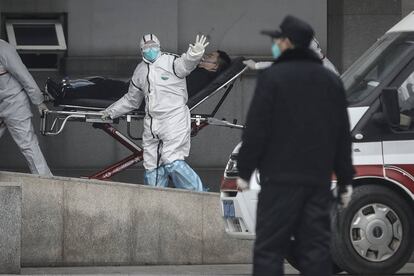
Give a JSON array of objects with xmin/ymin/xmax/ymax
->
[{"xmin": 161, "ymin": 75, "xmax": 169, "ymax": 81}]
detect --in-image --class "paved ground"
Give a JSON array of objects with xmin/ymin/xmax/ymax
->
[{"xmin": 19, "ymin": 263, "xmax": 414, "ymax": 275}]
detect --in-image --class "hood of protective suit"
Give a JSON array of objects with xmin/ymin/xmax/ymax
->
[
  {"xmin": 310, "ymin": 38, "xmax": 324, "ymax": 59},
  {"xmin": 309, "ymin": 38, "xmax": 339, "ymax": 74},
  {"xmin": 140, "ymin": 34, "xmax": 160, "ymax": 49},
  {"xmin": 140, "ymin": 34, "xmax": 161, "ymax": 63}
]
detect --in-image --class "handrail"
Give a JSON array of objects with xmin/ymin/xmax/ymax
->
[
  {"xmin": 43, "ymin": 114, "xmax": 85, "ymax": 136},
  {"xmin": 189, "ymin": 66, "xmax": 248, "ymax": 111}
]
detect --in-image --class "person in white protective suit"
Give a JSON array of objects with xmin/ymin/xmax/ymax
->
[
  {"xmin": 310, "ymin": 37, "xmax": 339, "ymax": 74},
  {"xmin": 395, "ymin": 72, "xmax": 414, "ymax": 127},
  {"xmin": 0, "ymin": 39, "xmax": 52, "ymax": 176},
  {"xmin": 243, "ymin": 37, "xmax": 339, "ymax": 74},
  {"xmin": 398, "ymin": 73, "xmax": 414, "ymax": 113},
  {"xmin": 102, "ymin": 34, "xmax": 209, "ymax": 191}
]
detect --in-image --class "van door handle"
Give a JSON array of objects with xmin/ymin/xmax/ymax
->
[{"xmin": 355, "ymin": 133, "xmax": 364, "ymax": 140}]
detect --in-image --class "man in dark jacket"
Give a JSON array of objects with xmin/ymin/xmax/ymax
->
[{"xmin": 237, "ymin": 15, "xmax": 354, "ymax": 276}]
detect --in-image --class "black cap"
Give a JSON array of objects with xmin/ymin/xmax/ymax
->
[{"xmin": 261, "ymin": 15, "xmax": 314, "ymax": 48}]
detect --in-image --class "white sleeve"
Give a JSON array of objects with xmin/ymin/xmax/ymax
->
[
  {"xmin": 173, "ymin": 47, "xmax": 204, "ymax": 78},
  {"xmin": 2, "ymin": 43, "xmax": 44, "ymax": 105},
  {"xmin": 106, "ymin": 79, "xmax": 144, "ymax": 119},
  {"xmin": 255, "ymin": 61, "xmax": 273, "ymax": 70}
]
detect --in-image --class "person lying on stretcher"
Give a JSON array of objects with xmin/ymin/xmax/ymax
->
[{"xmin": 46, "ymin": 50, "xmax": 231, "ymax": 102}]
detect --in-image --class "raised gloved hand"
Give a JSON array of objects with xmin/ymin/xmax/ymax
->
[
  {"xmin": 37, "ymin": 102, "xmax": 49, "ymax": 115},
  {"xmin": 189, "ymin": 35, "xmax": 209, "ymax": 56},
  {"xmin": 236, "ymin": 177, "xmax": 249, "ymax": 191},
  {"xmin": 100, "ymin": 110, "xmax": 111, "ymax": 120},
  {"xmin": 243, "ymin": 59, "xmax": 257, "ymax": 70},
  {"xmin": 337, "ymin": 185, "xmax": 353, "ymax": 208}
]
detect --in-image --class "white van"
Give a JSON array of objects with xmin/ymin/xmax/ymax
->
[{"xmin": 220, "ymin": 12, "xmax": 414, "ymax": 275}]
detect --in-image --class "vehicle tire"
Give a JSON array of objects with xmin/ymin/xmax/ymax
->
[{"xmin": 331, "ymin": 185, "xmax": 414, "ymax": 275}]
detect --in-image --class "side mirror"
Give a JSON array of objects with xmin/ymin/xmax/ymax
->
[{"xmin": 380, "ymin": 87, "xmax": 400, "ymax": 128}]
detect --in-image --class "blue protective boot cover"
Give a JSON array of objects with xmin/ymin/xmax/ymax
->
[
  {"xmin": 144, "ymin": 166, "xmax": 169, "ymax": 187},
  {"xmin": 164, "ymin": 160, "xmax": 204, "ymax": 191}
]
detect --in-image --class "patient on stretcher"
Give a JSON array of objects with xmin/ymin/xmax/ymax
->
[{"xmin": 46, "ymin": 50, "xmax": 231, "ymax": 105}]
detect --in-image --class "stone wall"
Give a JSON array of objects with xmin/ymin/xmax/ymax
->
[{"xmin": 0, "ymin": 171, "xmax": 253, "ymax": 267}]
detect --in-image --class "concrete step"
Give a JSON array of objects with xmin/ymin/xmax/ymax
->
[
  {"xmin": 0, "ymin": 168, "xmax": 226, "ymax": 193},
  {"xmin": 0, "ymin": 171, "xmax": 252, "ymax": 267}
]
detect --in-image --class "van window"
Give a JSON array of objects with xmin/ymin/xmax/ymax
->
[{"xmin": 342, "ymin": 33, "xmax": 414, "ymax": 105}]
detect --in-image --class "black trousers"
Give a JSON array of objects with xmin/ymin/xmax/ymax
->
[{"xmin": 253, "ymin": 182, "xmax": 333, "ymax": 276}]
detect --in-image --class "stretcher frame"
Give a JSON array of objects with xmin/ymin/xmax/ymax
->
[{"xmin": 40, "ymin": 66, "xmax": 247, "ymax": 180}]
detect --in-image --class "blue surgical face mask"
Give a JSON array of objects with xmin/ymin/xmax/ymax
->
[
  {"xmin": 271, "ymin": 43, "xmax": 281, "ymax": 59},
  {"xmin": 143, "ymin": 47, "xmax": 160, "ymax": 62}
]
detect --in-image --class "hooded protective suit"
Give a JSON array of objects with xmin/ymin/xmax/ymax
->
[
  {"xmin": 0, "ymin": 39, "xmax": 51, "ymax": 175},
  {"xmin": 105, "ymin": 34, "xmax": 206, "ymax": 191},
  {"xmin": 309, "ymin": 38, "xmax": 339, "ymax": 74}
]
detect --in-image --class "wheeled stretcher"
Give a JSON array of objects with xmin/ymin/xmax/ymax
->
[{"xmin": 41, "ymin": 57, "xmax": 247, "ymax": 180}]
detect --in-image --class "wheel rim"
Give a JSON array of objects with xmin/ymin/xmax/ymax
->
[{"xmin": 350, "ymin": 203, "xmax": 402, "ymax": 262}]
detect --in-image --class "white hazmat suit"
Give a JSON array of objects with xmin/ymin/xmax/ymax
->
[
  {"xmin": 0, "ymin": 39, "xmax": 51, "ymax": 175},
  {"xmin": 309, "ymin": 38, "xmax": 339, "ymax": 74},
  {"xmin": 104, "ymin": 34, "xmax": 208, "ymax": 191}
]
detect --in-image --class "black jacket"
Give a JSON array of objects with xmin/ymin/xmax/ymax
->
[
  {"xmin": 186, "ymin": 67, "xmax": 218, "ymax": 99},
  {"xmin": 238, "ymin": 48, "xmax": 354, "ymax": 187}
]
